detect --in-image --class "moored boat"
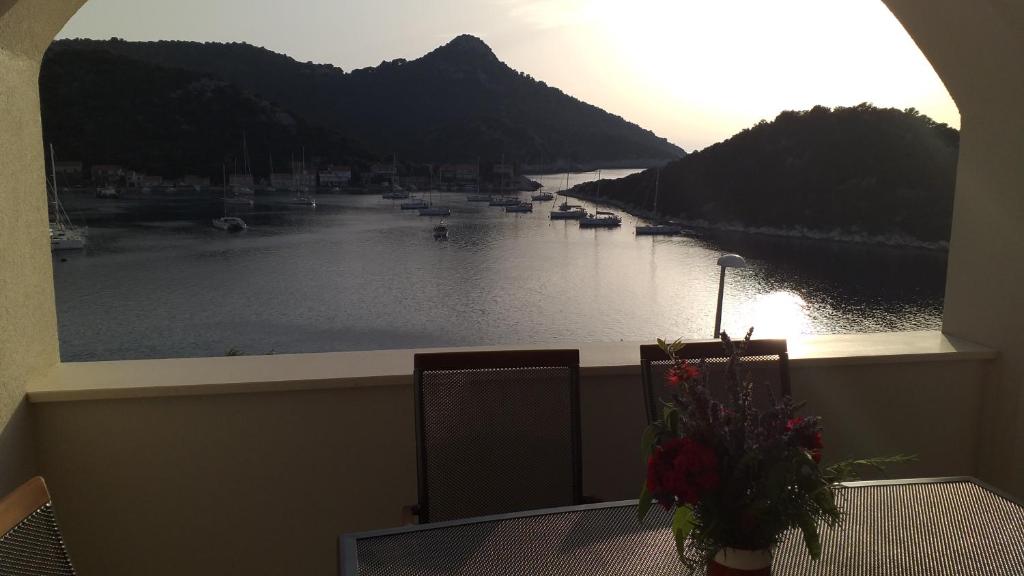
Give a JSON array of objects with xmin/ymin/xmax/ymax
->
[
  {"xmin": 401, "ymin": 199, "xmax": 430, "ymax": 210},
  {"xmin": 211, "ymin": 216, "xmax": 247, "ymax": 232},
  {"xmin": 95, "ymin": 185, "xmax": 119, "ymax": 198},
  {"xmin": 489, "ymin": 196, "xmax": 520, "ymax": 207},
  {"xmin": 550, "ymin": 206, "xmax": 587, "ymax": 220},
  {"xmin": 47, "ymin": 144, "xmax": 87, "ymax": 251},
  {"xmin": 506, "ymin": 202, "xmax": 533, "ymax": 213},
  {"xmin": 531, "ymin": 191, "xmax": 554, "ymax": 201},
  {"xmin": 433, "ymin": 220, "xmax": 449, "ymax": 240},
  {"xmin": 636, "ymin": 224, "xmax": 682, "ymax": 235},
  {"xmin": 579, "ymin": 211, "xmax": 622, "ymax": 228}
]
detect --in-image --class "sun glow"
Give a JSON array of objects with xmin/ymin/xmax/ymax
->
[
  {"xmin": 497, "ymin": 0, "xmax": 959, "ymax": 150},
  {"xmin": 58, "ymin": 0, "xmax": 959, "ymax": 151}
]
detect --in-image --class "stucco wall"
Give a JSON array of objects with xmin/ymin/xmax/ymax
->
[
  {"xmin": 0, "ymin": 11, "xmax": 55, "ymax": 494},
  {"xmin": 883, "ymin": 0, "xmax": 1024, "ymax": 494},
  {"xmin": 32, "ymin": 357, "xmax": 986, "ymax": 576}
]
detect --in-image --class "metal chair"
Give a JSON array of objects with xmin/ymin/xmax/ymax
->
[
  {"xmin": 412, "ymin": 349, "xmax": 582, "ymax": 523},
  {"xmin": 640, "ymin": 339, "xmax": 791, "ymax": 424},
  {"xmin": 0, "ymin": 476, "xmax": 76, "ymax": 575}
]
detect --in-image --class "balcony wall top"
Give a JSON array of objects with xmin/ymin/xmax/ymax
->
[{"xmin": 26, "ymin": 331, "xmax": 996, "ymax": 403}]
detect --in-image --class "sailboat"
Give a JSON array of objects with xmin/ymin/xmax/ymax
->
[
  {"xmin": 402, "ymin": 166, "xmax": 430, "ymax": 209},
  {"xmin": 531, "ymin": 164, "xmax": 554, "ymax": 202},
  {"xmin": 550, "ymin": 171, "xmax": 585, "ymax": 220},
  {"xmin": 213, "ymin": 164, "xmax": 247, "ymax": 232},
  {"xmin": 289, "ymin": 147, "xmax": 316, "ymax": 207},
  {"xmin": 48, "ymin": 144, "xmax": 87, "ymax": 251},
  {"xmin": 418, "ymin": 183, "xmax": 451, "ymax": 216},
  {"xmin": 382, "ymin": 155, "xmax": 410, "ymax": 200},
  {"xmin": 466, "ymin": 159, "xmax": 489, "ymax": 202},
  {"xmin": 636, "ymin": 169, "xmax": 682, "ymax": 236}
]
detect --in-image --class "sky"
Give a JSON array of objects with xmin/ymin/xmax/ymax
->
[{"xmin": 57, "ymin": 0, "xmax": 960, "ymax": 152}]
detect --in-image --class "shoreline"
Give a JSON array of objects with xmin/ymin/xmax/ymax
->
[{"xmin": 560, "ymin": 190, "xmax": 950, "ymax": 251}]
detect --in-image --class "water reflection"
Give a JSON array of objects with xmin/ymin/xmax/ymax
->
[{"xmin": 52, "ymin": 174, "xmax": 946, "ymax": 361}]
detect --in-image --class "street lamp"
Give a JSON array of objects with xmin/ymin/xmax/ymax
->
[{"xmin": 713, "ymin": 254, "xmax": 747, "ymax": 338}]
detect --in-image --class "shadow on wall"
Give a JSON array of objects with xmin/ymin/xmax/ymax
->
[{"xmin": 0, "ymin": 400, "xmax": 37, "ymax": 495}]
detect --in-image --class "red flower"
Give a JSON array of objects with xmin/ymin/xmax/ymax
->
[
  {"xmin": 646, "ymin": 437, "xmax": 720, "ymax": 507},
  {"xmin": 665, "ymin": 361, "xmax": 701, "ymax": 387},
  {"xmin": 787, "ymin": 417, "xmax": 824, "ymax": 463}
]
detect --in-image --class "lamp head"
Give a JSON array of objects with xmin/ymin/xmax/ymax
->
[{"xmin": 717, "ymin": 254, "xmax": 747, "ymax": 269}]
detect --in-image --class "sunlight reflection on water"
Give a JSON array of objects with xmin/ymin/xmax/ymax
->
[{"xmin": 52, "ymin": 171, "xmax": 946, "ymax": 361}]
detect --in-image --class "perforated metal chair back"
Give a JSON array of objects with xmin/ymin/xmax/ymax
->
[
  {"xmin": 413, "ymin": 350, "xmax": 582, "ymax": 523},
  {"xmin": 0, "ymin": 476, "xmax": 76, "ymax": 576},
  {"xmin": 640, "ymin": 339, "xmax": 791, "ymax": 424}
]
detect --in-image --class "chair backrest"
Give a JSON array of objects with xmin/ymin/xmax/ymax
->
[
  {"xmin": 413, "ymin": 349, "xmax": 582, "ymax": 523},
  {"xmin": 640, "ymin": 339, "xmax": 791, "ymax": 424},
  {"xmin": 0, "ymin": 476, "xmax": 76, "ymax": 575}
]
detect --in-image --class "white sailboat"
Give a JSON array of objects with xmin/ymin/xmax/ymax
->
[
  {"xmin": 289, "ymin": 147, "xmax": 316, "ymax": 207},
  {"xmin": 213, "ymin": 164, "xmax": 247, "ymax": 232},
  {"xmin": 550, "ymin": 171, "xmax": 585, "ymax": 219},
  {"xmin": 48, "ymin": 144, "xmax": 87, "ymax": 251},
  {"xmin": 636, "ymin": 169, "xmax": 682, "ymax": 236}
]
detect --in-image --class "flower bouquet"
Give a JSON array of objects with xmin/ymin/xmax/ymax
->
[{"xmin": 639, "ymin": 329, "xmax": 908, "ymax": 575}]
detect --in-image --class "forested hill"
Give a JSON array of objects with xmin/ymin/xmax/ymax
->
[
  {"xmin": 574, "ymin": 105, "xmax": 959, "ymax": 243},
  {"xmin": 40, "ymin": 47, "xmax": 375, "ymax": 179},
  {"xmin": 46, "ymin": 35, "xmax": 684, "ymax": 166}
]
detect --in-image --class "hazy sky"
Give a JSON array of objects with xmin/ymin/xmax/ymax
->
[{"xmin": 58, "ymin": 0, "xmax": 960, "ymax": 151}]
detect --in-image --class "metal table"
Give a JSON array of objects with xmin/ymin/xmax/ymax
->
[{"xmin": 340, "ymin": 477, "xmax": 1024, "ymax": 575}]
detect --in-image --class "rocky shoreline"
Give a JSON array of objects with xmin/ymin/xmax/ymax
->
[{"xmin": 561, "ymin": 189, "xmax": 949, "ymax": 251}]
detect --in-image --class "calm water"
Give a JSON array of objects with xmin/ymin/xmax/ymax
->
[{"xmin": 52, "ymin": 169, "xmax": 946, "ymax": 361}]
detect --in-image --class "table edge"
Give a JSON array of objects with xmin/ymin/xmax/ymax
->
[{"xmin": 338, "ymin": 476, "xmax": 1020, "ymax": 576}]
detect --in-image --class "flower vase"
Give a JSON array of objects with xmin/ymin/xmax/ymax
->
[{"xmin": 707, "ymin": 548, "xmax": 772, "ymax": 576}]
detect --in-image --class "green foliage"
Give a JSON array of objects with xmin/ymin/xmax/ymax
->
[
  {"xmin": 44, "ymin": 36, "xmax": 684, "ymax": 166},
  {"xmin": 580, "ymin": 104, "xmax": 959, "ymax": 243},
  {"xmin": 672, "ymin": 506, "xmax": 697, "ymax": 558}
]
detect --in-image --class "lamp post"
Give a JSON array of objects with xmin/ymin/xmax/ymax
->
[{"xmin": 713, "ymin": 254, "xmax": 747, "ymax": 338}]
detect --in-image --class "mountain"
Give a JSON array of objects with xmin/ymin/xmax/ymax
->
[
  {"xmin": 45, "ymin": 35, "xmax": 685, "ymax": 166},
  {"xmin": 39, "ymin": 47, "xmax": 375, "ymax": 179},
  {"xmin": 571, "ymin": 104, "xmax": 959, "ymax": 244}
]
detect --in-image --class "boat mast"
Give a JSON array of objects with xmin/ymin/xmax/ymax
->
[
  {"xmin": 242, "ymin": 132, "xmax": 251, "ymax": 180},
  {"xmin": 222, "ymin": 163, "xmax": 228, "ymax": 217},
  {"xmin": 49, "ymin": 143, "xmax": 63, "ymax": 231},
  {"xmin": 653, "ymin": 168, "xmax": 660, "ymax": 213}
]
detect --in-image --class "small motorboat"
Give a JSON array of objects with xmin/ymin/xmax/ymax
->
[
  {"xmin": 212, "ymin": 216, "xmax": 247, "ymax": 232},
  {"xmin": 531, "ymin": 191, "xmax": 554, "ymax": 201},
  {"xmin": 433, "ymin": 221, "xmax": 449, "ymax": 240}
]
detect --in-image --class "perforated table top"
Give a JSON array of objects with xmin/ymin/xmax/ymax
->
[{"xmin": 340, "ymin": 478, "xmax": 1024, "ymax": 575}]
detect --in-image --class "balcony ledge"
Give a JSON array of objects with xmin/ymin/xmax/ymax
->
[{"xmin": 26, "ymin": 331, "xmax": 995, "ymax": 403}]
